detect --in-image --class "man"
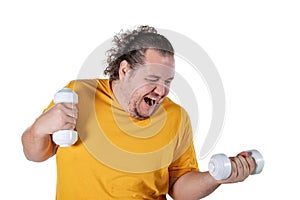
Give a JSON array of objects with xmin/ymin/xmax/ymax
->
[{"xmin": 21, "ymin": 25, "xmax": 255, "ymax": 199}]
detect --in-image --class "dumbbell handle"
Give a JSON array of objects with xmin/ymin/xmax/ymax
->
[
  {"xmin": 208, "ymin": 149, "xmax": 265, "ymax": 180},
  {"xmin": 52, "ymin": 88, "xmax": 78, "ymax": 147}
]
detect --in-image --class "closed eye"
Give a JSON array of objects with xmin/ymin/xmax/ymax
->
[
  {"xmin": 165, "ymin": 80, "xmax": 172, "ymax": 86},
  {"xmin": 165, "ymin": 77, "xmax": 174, "ymax": 86},
  {"xmin": 145, "ymin": 75, "xmax": 174, "ymax": 86},
  {"xmin": 145, "ymin": 75, "xmax": 160, "ymax": 82}
]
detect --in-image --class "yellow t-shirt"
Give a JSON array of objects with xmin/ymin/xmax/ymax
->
[{"xmin": 50, "ymin": 79, "xmax": 198, "ymax": 199}]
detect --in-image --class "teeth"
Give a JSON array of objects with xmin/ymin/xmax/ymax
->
[
  {"xmin": 150, "ymin": 98, "xmax": 156, "ymax": 106},
  {"xmin": 144, "ymin": 97, "xmax": 157, "ymax": 106}
]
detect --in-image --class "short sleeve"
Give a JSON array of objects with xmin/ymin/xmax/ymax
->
[
  {"xmin": 168, "ymin": 143, "xmax": 199, "ymax": 178},
  {"xmin": 168, "ymin": 108, "xmax": 199, "ymax": 178}
]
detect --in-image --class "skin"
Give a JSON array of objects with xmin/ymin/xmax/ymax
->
[
  {"xmin": 21, "ymin": 103, "xmax": 77, "ymax": 161},
  {"xmin": 112, "ymin": 49, "xmax": 256, "ymax": 199},
  {"xmin": 21, "ymin": 48, "xmax": 256, "ymax": 199},
  {"xmin": 111, "ymin": 49, "xmax": 175, "ymax": 119},
  {"xmin": 169, "ymin": 152, "xmax": 256, "ymax": 199}
]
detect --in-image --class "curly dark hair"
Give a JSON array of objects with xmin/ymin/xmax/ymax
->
[{"xmin": 104, "ymin": 25, "xmax": 174, "ymax": 81}]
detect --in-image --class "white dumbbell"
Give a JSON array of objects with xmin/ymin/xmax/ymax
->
[
  {"xmin": 208, "ymin": 149, "xmax": 265, "ymax": 180},
  {"xmin": 52, "ymin": 88, "xmax": 78, "ymax": 147}
]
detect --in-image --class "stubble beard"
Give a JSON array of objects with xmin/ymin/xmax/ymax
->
[{"xmin": 129, "ymin": 97, "xmax": 158, "ymax": 120}]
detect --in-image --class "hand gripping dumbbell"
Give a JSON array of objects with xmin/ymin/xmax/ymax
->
[
  {"xmin": 208, "ymin": 149, "xmax": 265, "ymax": 180},
  {"xmin": 52, "ymin": 88, "xmax": 78, "ymax": 147}
]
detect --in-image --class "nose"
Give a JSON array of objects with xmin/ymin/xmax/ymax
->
[{"xmin": 154, "ymin": 84, "xmax": 166, "ymax": 96}]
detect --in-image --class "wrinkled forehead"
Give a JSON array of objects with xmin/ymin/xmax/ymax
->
[
  {"xmin": 136, "ymin": 63, "xmax": 175, "ymax": 77},
  {"xmin": 143, "ymin": 49, "xmax": 175, "ymax": 67}
]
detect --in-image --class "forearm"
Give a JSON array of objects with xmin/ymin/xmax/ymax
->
[
  {"xmin": 21, "ymin": 125, "xmax": 55, "ymax": 162},
  {"xmin": 170, "ymin": 171, "xmax": 220, "ymax": 200}
]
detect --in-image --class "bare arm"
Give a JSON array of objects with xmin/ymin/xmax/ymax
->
[
  {"xmin": 169, "ymin": 171, "xmax": 220, "ymax": 200},
  {"xmin": 169, "ymin": 153, "xmax": 256, "ymax": 200},
  {"xmin": 21, "ymin": 103, "xmax": 77, "ymax": 162},
  {"xmin": 21, "ymin": 125, "xmax": 56, "ymax": 162}
]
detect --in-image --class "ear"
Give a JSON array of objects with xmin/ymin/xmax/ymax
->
[{"xmin": 118, "ymin": 60, "xmax": 131, "ymax": 79}]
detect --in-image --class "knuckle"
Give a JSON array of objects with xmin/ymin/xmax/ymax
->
[
  {"xmin": 54, "ymin": 105, "xmax": 64, "ymax": 114},
  {"xmin": 55, "ymin": 103, "xmax": 64, "ymax": 109}
]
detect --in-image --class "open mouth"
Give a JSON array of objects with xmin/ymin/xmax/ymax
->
[{"xmin": 144, "ymin": 97, "xmax": 156, "ymax": 106}]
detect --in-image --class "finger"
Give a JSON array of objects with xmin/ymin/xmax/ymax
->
[
  {"xmin": 68, "ymin": 106, "xmax": 78, "ymax": 119},
  {"xmin": 55, "ymin": 103, "xmax": 78, "ymax": 119},
  {"xmin": 61, "ymin": 103, "xmax": 76, "ymax": 109},
  {"xmin": 232, "ymin": 156, "xmax": 249, "ymax": 181},
  {"xmin": 55, "ymin": 103, "xmax": 77, "ymax": 112},
  {"xmin": 63, "ymin": 115, "xmax": 77, "ymax": 125},
  {"xmin": 245, "ymin": 155, "xmax": 256, "ymax": 174},
  {"xmin": 233, "ymin": 157, "xmax": 243, "ymax": 178},
  {"xmin": 237, "ymin": 151, "xmax": 249, "ymax": 157},
  {"xmin": 59, "ymin": 113, "xmax": 77, "ymax": 129},
  {"xmin": 60, "ymin": 122, "xmax": 76, "ymax": 130},
  {"xmin": 229, "ymin": 157, "xmax": 238, "ymax": 178},
  {"xmin": 237, "ymin": 155, "xmax": 250, "ymax": 177},
  {"xmin": 54, "ymin": 109, "xmax": 77, "ymax": 128},
  {"xmin": 237, "ymin": 151, "xmax": 256, "ymax": 175},
  {"xmin": 66, "ymin": 109, "xmax": 78, "ymax": 119}
]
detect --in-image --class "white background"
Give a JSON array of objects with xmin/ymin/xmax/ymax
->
[{"xmin": 1, "ymin": 0, "xmax": 299, "ymax": 199}]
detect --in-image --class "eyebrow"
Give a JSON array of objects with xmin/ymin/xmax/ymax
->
[
  {"xmin": 146, "ymin": 75, "xmax": 174, "ymax": 81},
  {"xmin": 166, "ymin": 77, "xmax": 174, "ymax": 81},
  {"xmin": 146, "ymin": 75, "xmax": 160, "ymax": 80}
]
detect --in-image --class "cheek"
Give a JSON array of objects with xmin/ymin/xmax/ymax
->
[
  {"xmin": 165, "ymin": 87, "xmax": 170, "ymax": 94},
  {"xmin": 133, "ymin": 84, "xmax": 156, "ymax": 95}
]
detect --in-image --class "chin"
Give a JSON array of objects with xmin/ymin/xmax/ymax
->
[{"xmin": 131, "ymin": 108, "xmax": 152, "ymax": 120}]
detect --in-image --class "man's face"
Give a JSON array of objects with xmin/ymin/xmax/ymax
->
[{"xmin": 114, "ymin": 49, "xmax": 175, "ymax": 119}]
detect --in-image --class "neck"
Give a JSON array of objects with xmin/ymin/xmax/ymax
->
[
  {"xmin": 110, "ymin": 80, "xmax": 118, "ymax": 94},
  {"xmin": 110, "ymin": 79, "xmax": 125, "ymax": 110}
]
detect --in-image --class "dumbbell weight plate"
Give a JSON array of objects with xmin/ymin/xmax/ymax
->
[
  {"xmin": 52, "ymin": 130, "xmax": 78, "ymax": 147},
  {"xmin": 208, "ymin": 153, "xmax": 232, "ymax": 180},
  {"xmin": 248, "ymin": 149, "xmax": 265, "ymax": 175}
]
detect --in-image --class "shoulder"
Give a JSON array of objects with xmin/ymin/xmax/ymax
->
[
  {"xmin": 162, "ymin": 97, "xmax": 190, "ymax": 121},
  {"xmin": 65, "ymin": 79, "xmax": 104, "ymax": 89},
  {"xmin": 64, "ymin": 79, "xmax": 110, "ymax": 93}
]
